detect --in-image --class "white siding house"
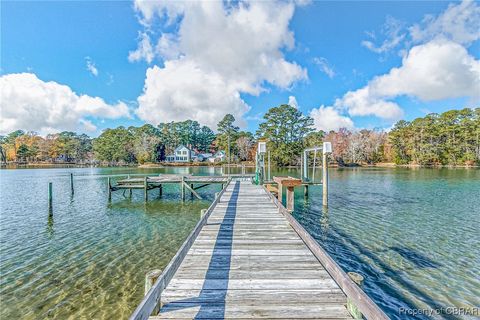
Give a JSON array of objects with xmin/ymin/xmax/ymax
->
[{"xmin": 166, "ymin": 145, "xmax": 194, "ymax": 162}]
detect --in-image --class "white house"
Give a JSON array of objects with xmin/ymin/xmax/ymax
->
[{"xmin": 165, "ymin": 145, "xmax": 194, "ymax": 162}]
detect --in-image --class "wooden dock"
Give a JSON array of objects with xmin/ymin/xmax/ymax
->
[{"xmin": 130, "ymin": 179, "xmax": 388, "ymax": 320}]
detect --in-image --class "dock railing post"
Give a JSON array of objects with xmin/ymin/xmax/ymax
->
[
  {"xmin": 303, "ymin": 150, "xmax": 308, "ymax": 181},
  {"xmin": 322, "ymin": 152, "xmax": 328, "ymax": 207},
  {"xmin": 70, "ymin": 173, "xmax": 74, "ymax": 195},
  {"xmin": 145, "ymin": 269, "xmax": 163, "ymax": 315},
  {"xmin": 347, "ymin": 272, "xmax": 364, "ymax": 319}
]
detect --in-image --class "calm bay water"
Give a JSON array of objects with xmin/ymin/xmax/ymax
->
[{"xmin": 0, "ymin": 166, "xmax": 479, "ymax": 319}]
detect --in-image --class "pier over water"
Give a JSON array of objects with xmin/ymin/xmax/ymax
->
[{"xmin": 131, "ymin": 179, "xmax": 387, "ymax": 320}]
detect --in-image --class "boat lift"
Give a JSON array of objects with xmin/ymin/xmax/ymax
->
[{"xmin": 301, "ymin": 142, "xmax": 332, "ymax": 207}]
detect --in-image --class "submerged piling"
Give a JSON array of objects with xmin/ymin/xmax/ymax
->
[{"xmin": 70, "ymin": 173, "xmax": 74, "ymax": 195}]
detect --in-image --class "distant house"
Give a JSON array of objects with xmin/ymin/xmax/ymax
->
[
  {"xmin": 165, "ymin": 145, "xmax": 195, "ymax": 162},
  {"xmin": 194, "ymin": 153, "xmax": 213, "ymax": 162},
  {"xmin": 208, "ymin": 150, "xmax": 226, "ymax": 163}
]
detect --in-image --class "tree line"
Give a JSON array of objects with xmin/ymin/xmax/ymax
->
[{"xmin": 1, "ymin": 106, "xmax": 479, "ymax": 166}]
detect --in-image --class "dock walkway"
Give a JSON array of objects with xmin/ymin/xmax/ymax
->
[{"xmin": 151, "ymin": 180, "xmax": 352, "ymax": 319}]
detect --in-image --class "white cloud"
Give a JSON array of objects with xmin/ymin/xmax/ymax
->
[
  {"xmin": 337, "ymin": 87, "xmax": 404, "ymax": 120},
  {"xmin": 288, "ymin": 96, "xmax": 298, "ymax": 109},
  {"xmin": 410, "ymin": 0, "xmax": 480, "ymax": 46},
  {"xmin": 136, "ymin": 61, "xmax": 249, "ymax": 129},
  {"xmin": 335, "ymin": 39, "xmax": 479, "ymax": 120},
  {"xmin": 362, "ymin": 16, "xmax": 406, "ymax": 54},
  {"xmin": 132, "ymin": 1, "xmax": 306, "ymax": 127},
  {"xmin": 0, "ymin": 73, "xmax": 130, "ymax": 135},
  {"xmin": 128, "ymin": 32, "xmax": 154, "ymax": 63},
  {"xmin": 85, "ymin": 56, "xmax": 98, "ymax": 76},
  {"xmin": 369, "ymin": 39, "xmax": 480, "ymax": 101},
  {"xmin": 312, "ymin": 57, "xmax": 335, "ymax": 78},
  {"xmin": 310, "ymin": 106, "xmax": 354, "ymax": 132}
]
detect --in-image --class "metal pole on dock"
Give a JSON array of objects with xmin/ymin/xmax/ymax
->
[
  {"xmin": 70, "ymin": 173, "xmax": 74, "ymax": 195},
  {"xmin": 48, "ymin": 182, "xmax": 53, "ymax": 213},
  {"xmin": 322, "ymin": 152, "xmax": 328, "ymax": 207}
]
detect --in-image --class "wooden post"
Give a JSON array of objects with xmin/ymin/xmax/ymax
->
[
  {"xmin": 107, "ymin": 177, "xmax": 111, "ymax": 201},
  {"xmin": 70, "ymin": 173, "xmax": 74, "ymax": 195},
  {"xmin": 201, "ymin": 209, "xmax": 207, "ymax": 218},
  {"xmin": 347, "ymin": 272, "xmax": 365, "ymax": 319},
  {"xmin": 322, "ymin": 152, "xmax": 328, "ymax": 207},
  {"xmin": 215, "ymin": 192, "xmax": 219, "ymax": 199},
  {"xmin": 145, "ymin": 269, "xmax": 163, "ymax": 314},
  {"xmin": 304, "ymin": 184, "xmax": 309, "ymax": 197},
  {"xmin": 286, "ymin": 186, "xmax": 294, "ymax": 212},
  {"xmin": 159, "ymin": 185, "xmax": 162, "ymax": 197},
  {"xmin": 181, "ymin": 176, "xmax": 185, "ymax": 201},
  {"xmin": 190, "ymin": 184, "xmax": 194, "ymax": 198},
  {"xmin": 48, "ymin": 182, "xmax": 53, "ymax": 213},
  {"xmin": 277, "ymin": 182, "xmax": 283, "ymax": 203},
  {"xmin": 144, "ymin": 176, "xmax": 148, "ymax": 202}
]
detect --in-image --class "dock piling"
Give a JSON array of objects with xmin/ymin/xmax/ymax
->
[
  {"xmin": 144, "ymin": 176, "xmax": 148, "ymax": 201},
  {"xmin": 70, "ymin": 173, "xmax": 74, "ymax": 195},
  {"xmin": 48, "ymin": 182, "xmax": 53, "ymax": 213},
  {"xmin": 181, "ymin": 176, "xmax": 185, "ymax": 201},
  {"xmin": 347, "ymin": 272, "xmax": 365, "ymax": 319},
  {"xmin": 286, "ymin": 186, "xmax": 294, "ymax": 212},
  {"xmin": 107, "ymin": 178, "xmax": 112, "ymax": 201}
]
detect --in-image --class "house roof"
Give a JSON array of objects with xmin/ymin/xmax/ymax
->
[{"xmin": 175, "ymin": 145, "xmax": 191, "ymax": 152}]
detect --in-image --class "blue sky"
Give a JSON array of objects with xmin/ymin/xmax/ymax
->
[{"xmin": 1, "ymin": 0, "xmax": 479, "ymax": 136}]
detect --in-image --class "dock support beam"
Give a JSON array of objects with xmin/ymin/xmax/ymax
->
[
  {"xmin": 145, "ymin": 269, "xmax": 163, "ymax": 315},
  {"xmin": 286, "ymin": 186, "xmax": 294, "ymax": 212},
  {"xmin": 159, "ymin": 185, "xmax": 162, "ymax": 197},
  {"xmin": 322, "ymin": 152, "xmax": 328, "ymax": 207},
  {"xmin": 347, "ymin": 272, "xmax": 364, "ymax": 319}
]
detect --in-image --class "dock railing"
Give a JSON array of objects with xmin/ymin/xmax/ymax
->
[
  {"xmin": 129, "ymin": 178, "xmax": 232, "ymax": 320},
  {"xmin": 262, "ymin": 185, "xmax": 389, "ymax": 320}
]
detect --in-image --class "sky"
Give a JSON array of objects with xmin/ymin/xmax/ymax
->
[{"xmin": 1, "ymin": 0, "xmax": 479, "ymax": 136}]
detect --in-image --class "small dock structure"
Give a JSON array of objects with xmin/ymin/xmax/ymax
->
[
  {"xmin": 108, "ymin": 174, "xmax": 236, "ymax": 201},
  {"xmin": 130, "ymin": 179, "xmax": 388, "ymax": 320}
]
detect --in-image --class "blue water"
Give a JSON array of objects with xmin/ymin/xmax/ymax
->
[{"xmin": 0, "ymin": 166, "xmax": 479, "ymax": 319}]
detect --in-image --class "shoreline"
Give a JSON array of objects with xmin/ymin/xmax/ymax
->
[{"xmin": 1, "ymin": 162, "xmax": 478, "ymax": 169}]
